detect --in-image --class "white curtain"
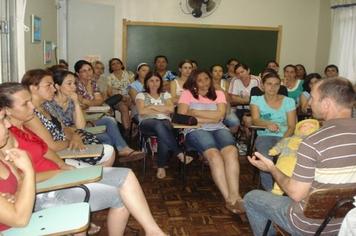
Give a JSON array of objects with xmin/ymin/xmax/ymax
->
[{"xmin": 329, "ymin": 1, "xmax": 356, "ymax": 84}]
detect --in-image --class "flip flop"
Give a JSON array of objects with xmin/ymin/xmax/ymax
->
[
  {"xmin": 118, "ymin": 150, "xmax": 145, "ymax": 163},
  {"xmin": 178, "ymin": 155, "xmax": 194, "ymax": 165},
  {"xmin": 225, "ymin": 199, "xmax": 245, "ymax": 214}
]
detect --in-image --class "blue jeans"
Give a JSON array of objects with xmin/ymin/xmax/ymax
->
[
  {"xmin": 186, "ymin": 128, "xmax": 236, "ymax": 154},
  {"xmin": 95, "ymin": 116, "xmax": 128, "ymax": 151},
  {"xmin": 255, "ymin": 135, "xmax": 281, "ymax": 191},
  {"xmin": 244, "ymin": 190, "xmax": 299, "ymax": 236},
  {"xmin": 139, "ymin": 119, "xmax": 180, "ymax": 167},
  {"xmin": 223, "ymin": 111, "xmax": 240, "ymax": 128}
]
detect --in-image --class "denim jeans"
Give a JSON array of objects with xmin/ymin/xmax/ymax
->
[
  {"xmin": 139, "ymin": 119, "xmax": 180, "ymax": 167},
  {"xmin": 255, "ymin": 135, "xmax": 281, "ymax": 191},
  {"xmin": 244, "ymin": 190, "xmax": 298, "ymax": 236},
  {"xmin": 95, "ymin": 116, "xmax": 128, "ymax": 151},
  {"xmin": 223, "ymin": 111, "xmax": 240, "ymax": 128},
  {"xmin": 186, "ymin": 128, "xmax": 236, "ymax": 154}
]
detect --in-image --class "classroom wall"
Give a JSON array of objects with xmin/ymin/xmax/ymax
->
[
  {"xmin": 67, "ymin": 0, "xmax": 115, "ymax": 72},
  {"xmin": 66, "ymin": 0, "xmax": 331, "ymax": 74},
  {"xmin": 24, "ymin": 0, "xmax": 57, "ymax": 70}
]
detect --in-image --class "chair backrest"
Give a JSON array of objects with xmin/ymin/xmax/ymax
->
[{"xmin": 303, "ymin": 187, "xmax": 356, "ymax": 219}]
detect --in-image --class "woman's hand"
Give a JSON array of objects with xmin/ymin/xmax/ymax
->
[
  {"xmin": 60, "ymin": 164, "xmax": 75, "ymax": 170},
  {"xmin": 0, "ymin": 193, "xmax": 16, "ymax": 204},
  {"xmin": 69, "ymin": 92, "xmax": 79, "ymax": 103},
  {"xmin": 4, "ymin": 148, "xmax": 33, "ymax": 175},
  {"xmin": 122, "ymin": 96, "xmax": 132, "ymax": 106},
  {"xmin": 267, "ymin": 123, "xmax": 279, "ymax": 132},
  {"xmin": 68, "ymin": 134, "xmax": 86, "ymax": 150}
]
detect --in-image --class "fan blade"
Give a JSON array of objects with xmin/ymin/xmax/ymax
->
[
  {"xmin": 188, "ymin": 0, "xmax": 203, "ymax": 9},
  {"xmin": 206, "ymin": 0, "xmax": 216, "ymax": 12}
]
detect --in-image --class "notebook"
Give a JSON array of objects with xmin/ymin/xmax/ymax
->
[
  {"xmin": 84, "ymin": 125, "xmax": 106, "ymax": 134},
  {"xmin": 57, "ymin": 144, "xmax": 104, "ymax": 159},
  {"xmin": 85, "ymin": 105, "xmax": 110, "ymax": 113},
  {"xmin": 84, "ymin": 113, "xmax": 104, "ymax": 121}
]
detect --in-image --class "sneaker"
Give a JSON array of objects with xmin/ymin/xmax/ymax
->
[{"xmin": 236, "ymin": 143, "xmax": 247, "ymax": 156}]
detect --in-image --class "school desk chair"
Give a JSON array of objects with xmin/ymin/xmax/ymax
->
[
  {"xmin": 3, "ymin": 166, "xmax": 103, "ymax": 236},
  {"xmin": 263, "ymin": 186, "xmax": 356, "ymax": 236},
  {"xmin": 2, "ymin": 202, "xmax": 90, "ymax": 236}
]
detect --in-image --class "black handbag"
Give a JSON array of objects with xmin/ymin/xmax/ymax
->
[
  {"xmin": 172, "ymin": 113, "xmax": 198, "ymax": 126},
  {"xmin": 104, "ymin": 94, "xmax": 123, "ymax": 110}
]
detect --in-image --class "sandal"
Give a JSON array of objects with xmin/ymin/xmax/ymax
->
[
  {"xmin": 118, "ymin": 150, "xmax": 145, "ymax": 163},
  {"xmin": 226, "ymin": 199, "xmax": 245, "ymax": 214},
  {"xmin": 178, "ymin": 154, "xmax": 194, "ymax": 165},
  {"xmin": 88, "ymin": 223, "xmax": 101, "ymax": 235}
]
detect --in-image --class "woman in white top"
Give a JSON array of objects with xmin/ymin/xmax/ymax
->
[
  {"xmin": 106, "ymin": 58, "xmax": 134, "ymax": 131},
  {"xmin": 136, "ymin": 72, "xmax": 192, "ymax": 179},
  {"xmin": 170, "ymin": 60, "xmax": 193, "ymax": 104}
]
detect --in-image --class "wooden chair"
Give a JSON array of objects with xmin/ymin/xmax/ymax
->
[
  {"xmin": 263, "ymin": 186, "xmax": 356, "ymax": 236},
  {"xmin": 2, "ymin": 202, "xmax": 90, "ymax": 236}
]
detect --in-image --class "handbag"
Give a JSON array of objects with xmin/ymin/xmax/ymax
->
[
  {"xmin": 172, "ymin": 113, "xmax": 198, "ymax": 126},
  {"xmin": 104, "ymin": 94, "xmax": 123, "ymax": 109}
]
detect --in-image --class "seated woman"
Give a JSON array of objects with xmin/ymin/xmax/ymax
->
[
  {"xmin": 17, "ymin": 69, "xmax": 115, "ymax": 168},
  {"xmin": 106, "ymin": 58, "xmax": 134, "ymax": 132},
  {"xmin": 136, "ymin": 72, "xmax": 192, "ymax": 179},
  {"xmin": 170, "ymin": 60, "xmax": 193, "ymax": 104},
  {"xmin": 92, "ymin": 60, "xmax": 108, "ymax": 98},
  {"xmin": 177, "ymin": 70, "xmax": 244, "ymax": 214},
  {"xmin": 74, "ymin": 60, "xmax": 122, "ymax": 111},
  {"xmin": 299, "ymin": 73, "xmax": 322, "ymax": 114},
  {"xmin": 0, "ymin": 109, "xmax": 36, "ymax": 233},
  {"xmin": 0, "ymin": 83, "xmax": 167, "ymax": 236},
  {"xmin": 128, "ymin": 63, "xmax": 150, "ymax": 121},
  {"xmin": 295, "ymin": 64, "xmax": 307, "ymax": 81},
  {"xmin": 211, "ymin": 64, "xmax": 240, "ymax": 134},
  {"xmin": 250, "ymin": 72, "xmax": 296, "ymax": 191},
  {"xmin": 41, "ymin": 69, "xmax": 144, "ymax": 163},
  {"xmin": 283, "ymin": 64, "xmax": 304, "ymax": 105},
  {"xmin": 229, "ymin": 63, "xmax": 260, "ymax": 138}
]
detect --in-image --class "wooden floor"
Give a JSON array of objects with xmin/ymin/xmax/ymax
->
[{"xmin": 92, "ymin": 152, "xmax": 257, "ymax": 236}]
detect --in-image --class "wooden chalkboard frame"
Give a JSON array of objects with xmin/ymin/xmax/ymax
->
[{"xmin": 122, "ymin": 19, "xmax": 282, "ymax": 74}]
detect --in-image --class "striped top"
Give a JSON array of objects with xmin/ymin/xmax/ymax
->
[{"xmin": 289, "ymin": 118, "xmax": 356, "ymax": 235}]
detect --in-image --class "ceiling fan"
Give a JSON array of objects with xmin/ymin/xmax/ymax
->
[{"xmin": 180, "ymin": 0, "xmax": 221, "ymax": 18}]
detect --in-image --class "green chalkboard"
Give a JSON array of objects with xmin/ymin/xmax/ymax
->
[{"xmin": 123, "ymin": 20, "xmax": 281, "ymax": 75}]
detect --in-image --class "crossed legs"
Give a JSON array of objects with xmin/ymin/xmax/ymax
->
[{"xmin": 108, "ymin": 171, "xmax": 165, "ymax": 236}]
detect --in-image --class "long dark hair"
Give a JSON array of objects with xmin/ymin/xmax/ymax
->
[{"xmin": 183, "ymin": 70, "xmax": 217, "ymax": 100}]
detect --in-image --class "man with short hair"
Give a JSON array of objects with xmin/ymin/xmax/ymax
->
[{"xmin": 244, "ymin": 77, "xmax": 356, "ymax": 235}]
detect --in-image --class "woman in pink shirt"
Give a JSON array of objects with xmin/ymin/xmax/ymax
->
[{"xmin": 178, "ymin": 70, "xmax": 244, "ymax": 214}]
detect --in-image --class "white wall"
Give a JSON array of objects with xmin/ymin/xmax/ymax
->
[
  {"xmin": 25, "ymin": 0, "xmax": 57, "ymax": 70},
  {"xmin": 67, "ymin": 0, "xmax": 331, "ymax": 74},
  {"xmin": 67, "ymin": 0, "xmax": 115, "ymax": 72}
]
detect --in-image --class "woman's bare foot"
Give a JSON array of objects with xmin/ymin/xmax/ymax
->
[{"xmin": 156, "ymin": 168, "xmax": 166, "ymax": 179}]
